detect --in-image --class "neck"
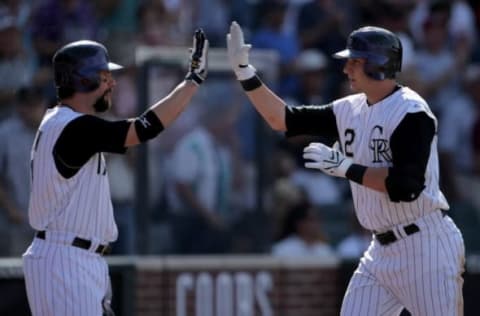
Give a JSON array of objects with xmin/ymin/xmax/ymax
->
[
  {"xmin": 364, "ymin": 79, "xmax": 398, "ymax": 105},
  {"xmin": 60, "ymin": 94, "xmax": 95, "ymax": 115}
]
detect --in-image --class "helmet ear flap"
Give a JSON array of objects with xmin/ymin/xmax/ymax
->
[{"xmin": 364, "ymin": 62, "xmax": 385, "ymax": 80}]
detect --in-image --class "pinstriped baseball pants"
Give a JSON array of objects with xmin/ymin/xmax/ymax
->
[
  {"xmin": 341, "ymin": 211, "xmax": 465, "ymax": 316},
  {"xmin": 22, "ymin": 238, "xmax": 110, "ymax": 316}
]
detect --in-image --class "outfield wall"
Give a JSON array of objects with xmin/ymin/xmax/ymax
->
[{"xmin": 2, "ymin": 255, "xmax": 480, "ymax": 315}]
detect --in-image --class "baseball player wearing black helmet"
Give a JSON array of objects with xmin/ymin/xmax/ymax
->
[
  {"xmin": 22, "ymin": 29, "xmax": 208, "ymax": 316},
  {"xmin": 227, "ymin": 21, "xmax": 465, "ymax": 316}
]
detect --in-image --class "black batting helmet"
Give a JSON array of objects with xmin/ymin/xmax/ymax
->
[
  {"xmin": 333, "ymin": 26, "xmax": 402, "ymax": 80},
  {"xmin": 53, "ymin": 40, "xmax": 123, "ymax": 92}
]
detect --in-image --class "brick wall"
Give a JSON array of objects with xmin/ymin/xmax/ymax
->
[{"xmin": 130, "ymin": 256, "xmax": 341, "ymax": 316}]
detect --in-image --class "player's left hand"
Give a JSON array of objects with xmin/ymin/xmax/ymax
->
[
  {"xmin": 185, "ymin": 28, "xmax": 209, "ymax": 86},
  {"xmin": 303, "ymin": 142, "xmax": 353, "ymax": 178}
]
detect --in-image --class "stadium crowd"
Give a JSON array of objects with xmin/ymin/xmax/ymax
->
[{"xmin": 0, "ymin": 0, "xmax": 480, "ymax": 258}]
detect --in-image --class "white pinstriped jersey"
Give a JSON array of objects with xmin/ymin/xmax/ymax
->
[
  {"xmin": 333, "ymin": 86, "xmax": 449, "ymax": 232},
  {"xmin": 28, "ymin": 106, "xmax": 117, "ymax": 243}
]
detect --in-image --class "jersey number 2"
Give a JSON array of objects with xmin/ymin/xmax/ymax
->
[{"xmin": 344, "ymin": 129, "xmax": 355, "ymax": 157}]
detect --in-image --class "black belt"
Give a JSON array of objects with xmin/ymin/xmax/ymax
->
[
  {"xmin": 375, "ymin": 224, "xmax": 419, "ymax": 246},
  {"xmin": 374, "ymin": 210, "xmax": 447, "ymax": 246},
  {"xmin": 35, "ymin": 231, "xmax": 111, "ymax": 255}
]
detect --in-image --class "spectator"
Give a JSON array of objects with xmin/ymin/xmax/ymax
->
[
  {"xmin": 0, "ymin": 13, "xmax": 36, "ymax": 119},
  {"xmin": 438, "ymin": 64, "xmax": 480, "ymax": 202},
  {"xmin": 296, "ymin": 0, "xmax": 348, "ymax": 99},
  {"xmin": 271, "ymin": 202, "xmax": 335, "ymax": 257},
  {"xmin": 136, "ymin": 0, "xmax": 182, "ymax": 47},
  {"xmin": 193, "ymin": 0, "xmax": 230, "ymax": 46},
  {"xmin": 414, "ymin": 8, "xmax": 468, "ymax": 117},
  {"xmin": 166, "ymin": 82, "xmax": 242, "ymax": 254},
  {"xmin": 0, "ymin": 86, "xmax": 47, "ymax": 256},
  {"xmin": 293, "ymin": 48, "xmax": 329, "ymax": 105},
  {"xmin": 370, "ymin": 0, "xmax": 419, "ymax": 88},
  {"xmin": 0, "ymin": 0, "xmax": 32, "ymax": 28},
  {"xmin": 95, "ymin": 0, "xmax": 138, "ymax": 38},
  {"xmin": 275, "ymin": 49, "xmax": 346, "ymax": 206},
  {"xmin": 30, "ymin": 0, "xmax": 100, "ymax": 66},
  {"xmin": 296, "ymin": 0, "xmax": 346, "ymax": 52},
  {"xmin": 409, "ymin": 0, "xmax": 476, "ymax": 51},
  {"xmin": 251, "ymin": 0, "xmax": 300, "ymax": 98},
  {"xmin": 336, "ymin": 213, "xmax": 371, "ymax": 260}
]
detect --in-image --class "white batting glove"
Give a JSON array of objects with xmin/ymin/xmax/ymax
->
[
  {"xmin": 303, "ymin": 142, "xmax": 353, "ymax": 178},
  {"xmin": 226, "ymin": 21, "xmax": 256, "ymax": 81},
  {"xmin": 185, "ymin": 28, "xmax": 209, "ymax": 86}
]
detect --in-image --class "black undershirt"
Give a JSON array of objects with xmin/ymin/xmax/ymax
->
[
  {"xmin": 285, "ymin": 103, "xmax": 436, "ymax": 195},
  {"xmin": 53, "ymin": 115, "xmax": 131, "ymax": 178}
]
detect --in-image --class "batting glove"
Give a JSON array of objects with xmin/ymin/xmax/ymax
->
[
  {"xmin": 226, "ymin": 21, "xmax": 256, "ymax": 81},
  {"xmin": 185, "ymin": 28, "xmax": 209, "ymax": 86},
  {"xmin": 303, "ymin": 142, "xmax": 353, "ymax": 178}
]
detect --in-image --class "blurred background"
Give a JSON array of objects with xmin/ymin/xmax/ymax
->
[{"xmin": 1, "ymin": 0, "xmax": 480, "ymax": 315}]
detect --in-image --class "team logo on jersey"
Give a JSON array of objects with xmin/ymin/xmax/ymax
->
[{"xmin": 369, "ymin": 125, "xmax": 392, "ymax": 163}]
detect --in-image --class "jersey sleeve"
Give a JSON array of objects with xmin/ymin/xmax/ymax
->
[
  {"xmin": 53, "ymin": 115, "xmax": 131, "ymax": 174},
  {"xmin": 385, "ymin": 112, "xmax": 435, "ymax": 202},
  {"xmin": 285, "ymin": 103, "xmax": 339, "ymax": 140}
]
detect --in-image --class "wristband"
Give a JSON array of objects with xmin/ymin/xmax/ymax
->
[
  {"xmin": 134, "ymin": 110, "xmax": 164, "ymax": 142},
  {"xmin": 240, "ymin": 75, "xmax": 263, "ymax": 91},
  {"xmin": 345, "ymin": 164, "xmax": 367, "ymax": 184}
]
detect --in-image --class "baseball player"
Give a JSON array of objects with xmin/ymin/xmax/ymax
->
[
  {"xmin": 22, "ymin": 30, "xmax": 208, "ymax": 316},
  {"xmin": 227, "ymin": 22, "xmax": 465, "ymax": 315}
]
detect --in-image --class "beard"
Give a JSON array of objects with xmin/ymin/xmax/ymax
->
[{"xmin": 93, "ymin": 90, "xmax": 111, "ymax": 113}]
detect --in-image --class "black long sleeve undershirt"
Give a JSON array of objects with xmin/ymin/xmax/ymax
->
[
  {"xmin": 53, "ymin": 115, "xmax": 131, "ymax": 178},
  {"xmin": 285, "ymin": 103, "xmax": 339, "ymax": 140},
  {"xmin": 285, "ymin": 103, "xmax": 436, "ymax": 201},
  {"xmin": 386, "ymin": 112, "xmax": 435, "ymax": 202}
]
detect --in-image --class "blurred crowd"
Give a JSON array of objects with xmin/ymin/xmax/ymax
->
[{"xmin": 1, "ymin": 0, "xmax": 480, "ymax": 259}]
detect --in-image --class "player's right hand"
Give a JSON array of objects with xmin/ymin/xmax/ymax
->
[
  {"xmin": 227, "ymin": 21, "xmax": 256, "ymax": 80},
  {"xmin": 185, "ymin": 28, "xmax": 209, "ymax": 86}
]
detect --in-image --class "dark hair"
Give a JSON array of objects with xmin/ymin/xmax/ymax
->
[{"xmin": 56, "ymin": 86, "xmax": 75, "ymax": 101}]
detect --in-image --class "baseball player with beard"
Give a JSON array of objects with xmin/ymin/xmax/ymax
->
[
  {"xmin": 227, "ymin": 21, "xmax": 465, "ymax": 315},
  {"xmin": 22, "ymin": 30, "xmax": 208, "ymax": 316}
]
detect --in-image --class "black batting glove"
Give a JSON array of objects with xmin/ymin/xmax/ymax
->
[{"xmin": 185, "ymin": 28, "xmax": 209, "ymax": 86}]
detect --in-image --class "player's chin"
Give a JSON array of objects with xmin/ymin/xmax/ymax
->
[
  {"xmin": 349, "ymin": 81, "xmax": 359, "ymax": 92},
  {"xmin": 93, "ymin": 94, "xmax": 112, "ymax": 113}
]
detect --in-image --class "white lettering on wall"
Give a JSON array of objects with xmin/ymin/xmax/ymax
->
[{"xmin": 175, "ymin": 271, "xmax": 273, "ymax": 316}]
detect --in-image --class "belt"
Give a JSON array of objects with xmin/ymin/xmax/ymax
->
[
  {"xmin": 375, "ymin": 224, "xmax": 419, "ymax": 246},
  {"xmin": 35, "ymin": 231, "xmax": 111, "ymax": 255},
  {"xmin": 374, "ymin": 211, "xmax": 447, "ymax": 246}
]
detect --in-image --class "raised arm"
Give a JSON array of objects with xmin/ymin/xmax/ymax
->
[
  {"xmin": 124, "ymin": 29, "xmax": 209, "ymax": 147},
  {"xmin": 226, "ymin": 21, "xmax": 286, "ymax": 131}
]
